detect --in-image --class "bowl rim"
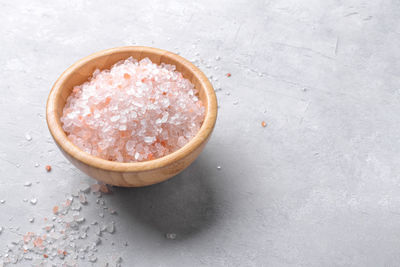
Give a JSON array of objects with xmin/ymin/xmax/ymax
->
[{"xmin": 46, "ymin": 46, "xmax": 217, "ymax": 172}]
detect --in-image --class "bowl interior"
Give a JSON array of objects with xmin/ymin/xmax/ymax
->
[{"xmin": 47, "ymin": 46, "xmax": 216, "ymax": 171}]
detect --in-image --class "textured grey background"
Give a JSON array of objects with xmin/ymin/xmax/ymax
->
[{"xmin": 1, "ymin": 0, "xmax": 400, "ymax": 266}]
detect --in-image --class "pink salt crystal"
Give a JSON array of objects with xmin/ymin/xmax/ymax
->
[{"xmin": 61, "ymin": 57, "xmax": 205, "ymax": 163}]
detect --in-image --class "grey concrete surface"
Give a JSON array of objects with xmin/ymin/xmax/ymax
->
[{"xmin": 1, "ymin": 0, "xmax": 400, "ymax": 266}]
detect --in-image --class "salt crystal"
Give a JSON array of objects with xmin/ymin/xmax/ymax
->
[
  {"xmin": 73, "ymin": 215, "xmax": 85, "ymax": 223},
  {"xmin": 94, "ymin": 237, "xmax": 101, "ymax": 246},
  {"xmin": 24, "ymin": 182, "xmax": 32, "ymax": 187},
  {"xmin": 233, "ymin": 100, "xmax": 239, "ymax": 105},
  {"xmin": 34, "ymin": 163, "xmax": 39, "ymax": 167},
  {"xmin": 215, "ymin": 56, "xmax": 221, "ymax": 61},
  {"xmin": 109, "ymin": 209, "xmax": 117, "ymax": 215},
  {"xmin": 25, "ymin": 133, "xmax": 32, "ymax": 141},
  {"xmin": 217, "ymin": 166, "xmax": 222, "ymax": 170},
  {"xmin": 79, "ymin": 183, "xmax": 91, "ymax": 193},
  {"xmin": 79, "ymin": 193, "xmax": 87, "ymax": 204},
  {"xmin": 107, "ymin": 222, "xmax": 115, "ymax": 233},
  {"xmin": 0, "ymin": 227, "xmax": 3, "ymax": 234},
  {"xmin": 89, "ymin": 256, "xmax": 97, "ymax": 262},
  {"xmin": 71, "ymin": 202, "xmax": 81, "ymax": 211},
  {"xmin": 61, "ymin": 57, "xmax": 205, "ymax": 163},
  {"xmin": 30, "ymin": 198, "xmax": 37, "ymax": 205},
  {"xmin": 0, "ymin": 200, "xmax": 5, "ymax": 204},
  {"xmin": 29, "ymin": 217, "xmax": 34, "ymax": 223},
  {"xmin": 165, "ymin": 233, "xmax": 176, "ymax": 240}
]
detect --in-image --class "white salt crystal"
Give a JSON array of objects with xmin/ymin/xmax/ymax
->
[
  {"xmin": 79, "ymin": 183, "xmax": 91, "ymax": 193},
  {"xmin": 89, "ymin": 256, "xmax": 97, "ymax": 262},
  {"xmin": 30, "ymin": 198, "xmax": 37, "ymax": 205},
  {"xmin": 29, "ymin": 217, "xmax": 34, "ymax": 223},
  {"xmin": 217, "ymin": 166, "xmax": 221, "ymax": 170},
  {"xmin": 25, "ymin": 133, "xmax": 32, "ymax": 141},
  {"xmin": 24, "ymin": 182, "xmax": 32, "ymax": 187},
  {"xmin": 165, "ymin": 233, "xmax": 176, "ymax": 240},
  {"xmin": 107, "ymin": 222, "xmax": 115, "ymax": 233},
  {"xmin": 215, "ymin": 56, "xmax": 221, "ymax": 61},
  {"xmin": 0, "ymin": 200, "xmax": 5, "ymax": 204},
  {"xmin": 144, "ymin": 136, "xmax": 155, "ymax": 144},
  {"xmin": 73, "ymin": 215, "xmax": 85, "ymax": 223},
  {"xmin": 79, "ymin": 193, "xmax": 87, "ymax": 204},
  {"xmin": 110, "ymin": 115, "xmax": 120, "ymax": 122}
]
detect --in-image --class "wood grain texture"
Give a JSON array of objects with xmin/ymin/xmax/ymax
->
[{"xmin": 46, "ymin": 46, "xmax": 217, "ymax": 187}]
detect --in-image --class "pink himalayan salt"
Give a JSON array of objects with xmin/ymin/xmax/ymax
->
[{"xmin": 61, "ymin": 57, "xmax": 205, "ymax": 162}]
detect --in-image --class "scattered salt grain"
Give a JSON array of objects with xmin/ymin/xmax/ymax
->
[
  {"xmin": 215, "ymin": 56, "xmax": 221, "ymax": 61},
  {"xmin": 109, "ymin": 209, "xmax": 117, "ymax": 215},
  {"xmin": 233, "ymin": 100, "xmax": 239, "ymax": 105},
  {"xmin": 30, "ymin": 198, "xmax": 37, "ymax": 205},
  {"xmin": 34, "ymin": 163, "xmax": 39, "ymax": 167},
  {"xmin": 29, "ymin": 217, "xmax": 34, "ymax": 223},
  {"xmin": 79, "ymin": 193, "xmax": 87, "ymax": 204},
  {"xmin": 165, "ymin": 233, "xmax": 176, "ymax": 240},
  {"xmin": 107, "ymin": 222, "xmax": 115, "ymax": 233},
  {"xmin": 79, "ymin": 183, "xmax": 91, "ymax": 193},
  {"xmin": 225, "ymin": 92, "xmax": 230, "ymax": 96},
  {"xmin": 61, "ymin": 57, "xmax": 205, "ymax": 163},
  {"xmin": 25, "ymin": 133, "xmax": 32, "ymax": 141},
  {"xmin": 72, "ymin": 213, "xmax": 85, "ymax": 223},
  {"xmin": 24, "ymin": 182, "xmax": 32, "ymax": 187},
  {"xmin": 0, "ymin": 200, "xmax": 5, "ymax": 204},
  {"xmin": 217, "ymin": 166, "xmax": 222, "ymax": 170}
]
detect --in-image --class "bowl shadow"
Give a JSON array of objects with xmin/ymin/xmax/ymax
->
[{"xmin": 109, "ymin": 155, "xmax": 219, "ymax": 240}]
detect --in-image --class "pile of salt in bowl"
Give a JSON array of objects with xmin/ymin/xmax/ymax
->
[{"xmin": 61, "ymin": 57, "xmax": 205, "ymax": 162}]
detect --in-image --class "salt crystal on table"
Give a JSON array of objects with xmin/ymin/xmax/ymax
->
[
  {"xmin": 24, "ymin": 182, "xmax": 32, "ymax": 187},
  {"xmin": 79, "ymin": 183, "xmax": 91, "ymax": 193},
  {"xmin": 107, "ymin": 222, "xmax": 115, "ymax": 233},
  {"xmin": 0, "ymin": 200, "xmax": 5, "ymax": 204},
  {"xmin": 25, "ymin": 133, "xmax": 32, "ymax": 141},
  {"xmin": 165, "ymin": 233, "xmax": 176, "ymax": 240},
  {"xmin": 30, "ymin": 198, "xmax": 37, "ymax": 205},
  {"xmin": 61, "ymin": 57, "xmax": 205, "ymax": 163},
  {"xmin": 79, "ymin": 193, "xmax": 87, "ymax": 204}
]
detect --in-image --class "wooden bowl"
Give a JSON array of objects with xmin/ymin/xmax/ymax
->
[{"xmin": 46, "ymin": 46, "xmax": 217, "ymax": 187}]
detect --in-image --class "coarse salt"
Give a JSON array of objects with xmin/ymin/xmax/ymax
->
[{"xmin": 61, "ymin": 57, "xmax": 205, "ymax": 162}]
